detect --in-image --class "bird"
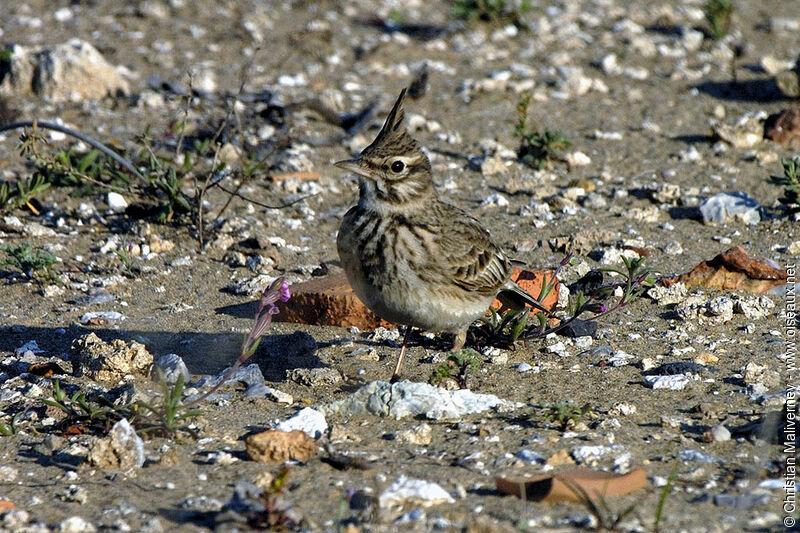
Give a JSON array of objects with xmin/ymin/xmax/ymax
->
[{"xmin": 335, "ymin": 88, "xmax": 550, "ymax": 381}]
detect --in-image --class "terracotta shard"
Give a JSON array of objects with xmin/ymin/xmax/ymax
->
[
  {"xmin": 490, "ymin": 268, "xmax": 560, "ymax": 312},
  {"xmin": 496, "ymin": 467, "xmax": 647, "ymax": 503},
  {"xmin": 27, "ymin": 361, "xmax": 67, "ymax": 377},
  {"xmin": 765, "ymin": 108, "xmax": 800, "ymax": 148},
  {"xmin": 277, "ymin": 272, "xmax": 392, "ymax": 330},
  {"xmin": 661, "ymin": 246, "xmax": 788, "ymax": 294},
  {"xmin": 278, "ymin": 268, "xmax": 559, "ymax": 330}
]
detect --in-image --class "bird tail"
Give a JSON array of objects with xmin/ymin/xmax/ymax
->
[{"xmin": 496, "ymin": 280, "xmax": 551, "ymax": 314}]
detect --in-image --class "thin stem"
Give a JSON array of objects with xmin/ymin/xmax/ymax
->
[{"xmin": 0, "ymin": 120, "xmax": 148, "ymax": 184}]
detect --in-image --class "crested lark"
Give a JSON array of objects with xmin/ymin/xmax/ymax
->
[{"xmin": 335, "ymin": 88, "xmax": 550, "ymax": 381}]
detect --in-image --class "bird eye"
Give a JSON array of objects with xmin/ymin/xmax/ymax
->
[{"xmin": 390, "ymin": 160, "xmax": 405, "ymax": 173}]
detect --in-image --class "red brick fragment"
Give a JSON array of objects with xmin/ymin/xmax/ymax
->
[
  {"xmin": 765, "ymin": 108, "xmax": 800, "ymax": 148},
  {"xmin": 661, "ymin": 246, "xmax": 788, "ymax": 294},
  {"xmin": 278, "ymin": 268, "xmax": 559, "ymax": 330}
]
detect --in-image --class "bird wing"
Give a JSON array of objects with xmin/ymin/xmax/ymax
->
[{"xmin": 432, "ymin": 203, "xmax": 512, "ymax": 296}]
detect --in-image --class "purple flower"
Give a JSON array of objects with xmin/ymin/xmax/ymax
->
[{"xmin": 279, "ymin": 280, "xmax": 291, "ymax": 302}]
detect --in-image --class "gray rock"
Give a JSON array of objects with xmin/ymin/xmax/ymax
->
[
  {"xmin": 679, "ymin": 448, "xmax": 721, "ymax": 463},
  {"xmin": 153, "ymin": 353, "xmax": 190, "ymax": 384},
  {"xmin": 0, "ymin": 39, "xmax": 129, "ymax": 102},
  {"xmin": 319, "ymin": 380, "xmax": 516, "ymax": 420},
  {"xmin": 195, "ymin": 363, "xmax": 265, "ymax": 390},
  {"xmin": 699, "ymin": 192, "xmax": 761, "ymax": 225},
  {"xmin": 287, "ymin": 367, "xmax": 342, "ymax": 387}
]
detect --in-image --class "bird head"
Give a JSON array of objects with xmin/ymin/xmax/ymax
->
[{"xmin": 335, "ymin": 88, "xmax": 435, "ymax": 207}]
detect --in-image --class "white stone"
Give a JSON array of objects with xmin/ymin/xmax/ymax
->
[
  {"xmin": 379, "ymin": 475, "xmax": 454, "ymax": 508},
  {"xmin": 320, "ymin": 380, "xmax": 516, "ymax": 420},
  {"xmin": 645, "ymin": 374, "xmax": 689, "ymax": 390},
  {"xmin": 107, "ymin": 192, "xmax": 128, "ymax": 213},
  {"xmin": 274, "ymin": 407, "xmax": 327, "ymax": 439}
]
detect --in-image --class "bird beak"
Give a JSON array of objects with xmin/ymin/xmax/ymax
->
[{"xmin": 334, "ymin": 158, "xmax": 373, "ymax": 179}]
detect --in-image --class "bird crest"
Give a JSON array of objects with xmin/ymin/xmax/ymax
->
[{"xmin": 362, "ymin": 88, "xmax": 420, "ymax": 157}]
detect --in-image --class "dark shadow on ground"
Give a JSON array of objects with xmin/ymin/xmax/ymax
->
[
  {"xmin": 0, "ymin": 325, "xmax": 323, "ymax": 380},
  {"xmin": 672, "ymin": 134, "xmax": 714, "ymax": 144},
  {"xmin": 693, "ymin": 78, "xmax": 787, "ymax": 102}
]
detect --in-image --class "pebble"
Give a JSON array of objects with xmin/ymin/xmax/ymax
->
[
  {"xmin": 60, "ymin": 516, "xmax": 97, "ymax": 533},
  {"xmin": 515, "ymin": 449, "xmax": 546, "ymax": 464},
  {"xmin": 699, "ymin": 192, "xmax": 761, "ymax": 225},
  {"xmin": 378, "ymin": 475, "xmax": 454, "ymax": 508},
  {"xmin": 710, "ymin": 425, "xmax": 731, "ymax": 442},
  {"xmin": 274, "ymin": 407, "xmax": 327, "ymax": 439},
  {"xmin": 107, "ymin": 192, "xmax": 128, "ymax": 213},
  {"xmin": 153, "ymin": 353, "xmax": 190, "ymax": 384},
  {"xmin": 394, "ymin": 423, "xmax": 433, "ymax": 445},
  {"xmin": 644, "ymin": 374, "xmax": 689, "ymax": 390}
]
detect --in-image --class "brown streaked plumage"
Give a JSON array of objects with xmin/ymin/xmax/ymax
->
[{"xmin": 335, "ymin": 88, "xmax": 549, "ymax": 381}]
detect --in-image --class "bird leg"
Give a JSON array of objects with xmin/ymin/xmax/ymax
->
[
  {"xmin": 452, "ymin": 329, "xmax": 467, "ymax": 351},
  {"xmin": 390, "ymin": 326, "xmax": 414, "ymax": 383}
]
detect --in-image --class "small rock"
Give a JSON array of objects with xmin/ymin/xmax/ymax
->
[
  {"xmin": 319, "ymin": 380, "xmax": 516, "ymax": 420},
  {"xmin": 87, "ymin": 419, "xmax": 145, "ymax": 469},
  {"xmin": 0, "ymin": 39, "xmax": 129, "ymax": 102},
  {"xmin": 515, "ymin": 449, "xmax": 545, "ymax": 463},
  {"xmin": 79, "ymin": 311, "xmax": 126, "ymax": 325},
  {"xmin": 70, "ymin": 333, "xmax": 153, "ymax": 382},
  {"xmin": 107, "ymin": 192, "xmax": 128, "ymax": 213},
  {"xmin": 395, "ymin": 423, "xmax": 432, "ymax": 445},
  {"xmin": 274, "ymin": 407, "xmax": 327, "ymax": 439},
  {"xmin": 557, "ymin": 319, "xmax": 597, "ymax": 338},
  {"xmin": 699, "ymin": 192, "xmax": 761, "ymax": 225},
  {"xmin": 60, "ymin": 516, "xmax": 97, "ymax": 533},
  {"xmin": 644, "ymin": 374, "xmax": 689, "ymax": 390},
  {"xmin": 245, "ymin": 429, "xmax": 318, "ymax": 463},
  {"xmin": 378, "ymin": 475, "xmax": 454, "ymax": 508},
  {"xmin": 287, "ymin": 367, "xmax": 342, "ymax": 387},
  {"xmin": 566, "ymin": 151, "xmax": 591, "ymax": 167},
  {"xmin": 153, "ymin": 353, "xmax": 190, "ymax": 384},
  {"xmin": 710, "ymin": 425, "xmax": 731, "ymax": 442},
  {"xmin": 713, "ymin": 113, "xmax": 765, "ymax": 148},
  {"xmin": 679, "ymin": 449, "xmax": 721, "ymax": 463},
  {"xmin": 0, "ymin": 466, "xmax": 18, "ymax": 482}
]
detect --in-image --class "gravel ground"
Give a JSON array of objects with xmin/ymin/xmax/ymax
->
[{"xmin": 0, "ymin": 1, "xmax": 796, "ymax": 531}]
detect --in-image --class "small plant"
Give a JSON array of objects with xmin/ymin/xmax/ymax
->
[
  {"xmin": 704, "ymin": 0, "xmax": 733, "ymax": 39},
  {"xmin": 429, "ymin": 348, "xmax": 482, "ymax": 388},
  {"xmin": 547, "ymin": 401, "xmax": 593, "ymax": 431},
  {"xmin": 41, "ymin": 380, "xmax": 129, "ymax": 435},
  {"xmin": 249, "ymin": 467, "xmax": 298, "ymax": 529},
  {"xmin": 562, "ymin": 477, "xmax": 639, "ymax": 531},
  {"xmin": 1, "ymin": 243, "xmax": 58, "ymax": 280},
  {"xmin": 450, "ymin": 0, "xmax": 532, "ymax": 23},
  {"xmin": 134, "ymin": 373, "xmax": 201, "ymax": 437},
  {"xmin": 776, "ymin": 156, "xmax": 800, "ymax": 211},
  {"xmin": 470, "ymin": 308, "xmax": 529, "ymax": 349},
  {"xmin": 41, "ymin": 377, "xmax": 201, "ymax": 438},
  {"xmin": 114, "ymin": 248, "xmax": 136, "ymax": 277},
  {"xmin": 0, "ymin": 174, "xmax": 51, "ymax": 214},
  {"xmin": 653, "ymin": 461, "xmax": 679, "ymax": 532},
  {"xmin": 514, "ymin": 92, "xmax": 571, "ymax": 170},
  {"xmin": 0, "ymin": 413, "xmax": 22, "ymax": 436}
]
